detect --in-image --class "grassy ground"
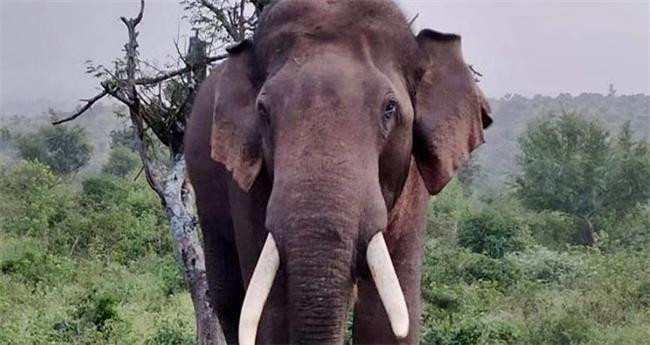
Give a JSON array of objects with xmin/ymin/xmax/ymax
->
[{"xmin": 1, "ymin": 162, "xmax": 649, "ymax": 344}]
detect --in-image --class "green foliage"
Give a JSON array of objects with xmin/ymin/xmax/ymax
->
[
  {"xmin": 515, "ymin": 112, "xmax": 610, "ymax": 217},
  {"xmin": 16, "ymin": 125, "xmax": 93, "ymax": 175},
  {"xmin": 109, "ymin": 126, "xmax": 139, "ymax": 151},
  {"xmin": 475, "ymin": 93, "xmax": 649, "ymax": 190},
  {"xmin": 0, "ymin": 126, "xmax": 13, "ymax": 145},
  {"xmin": 0, "ymin": 162, "xmax": 170, "ymax": 262},
  {"xmin": 605, "ymin": 122, "xmax": 650, "ymax": 216},
  {"xmin": 72, "ymin": 289, "xmax": 121, "ymax": 330},
  {"xmin": 145, "ymin": 319, "xmax": 196, "ymax": 345},
  {"xmin": 598, "ymin": 207, "xmax": 650, "ymax": 252},
  {"xmin": 0, "ymin": 160, "xmax": 74, "ymax": 237},
  {"xmin": 425, "ymin": 177, "xmax": 650, "ymax": 345},
  {"xmin": 456, "ymin": 157, "xmax": 482, "ymax": 197},
  {"xmin": 525, "ymin": 211, "xmax": 575, "ymax": 251},
  {"xmin": 526, "ymin": 307, "xmax": 595, "ymax": 345},
  {"xmin": 458, "ymin": 208, "xmax": 529, "ymax": 258},
  {"xmin": 0, "ymin": 166, "xmax": 190, "ymax": 343},
  {"xmin": 2, "ymin": 98, "xmax": 649, "ymax": 344},
  {"xmin": 515, "ymin": 112, "xmax": 650, "ymax": 245},
  {"xmin": 103, "ymin": 145, "xmax": 140, "ymax": 177}
]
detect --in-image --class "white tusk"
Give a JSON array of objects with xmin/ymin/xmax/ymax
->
[
  {"xmin": 366, "ymin": 232, "xmax": 410, "ymax": 339},
  {"xmin": 239, "ymin": 234, "xmax": 280, "ymax": 345}
]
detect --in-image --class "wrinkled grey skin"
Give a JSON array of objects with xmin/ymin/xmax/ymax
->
[{"xmin": 184, "ymin": 0, "xmax": 491, "ymax": 344}]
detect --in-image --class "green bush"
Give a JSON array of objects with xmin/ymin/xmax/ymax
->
[
  {"xmin": 0, "ymin": 160, "xmax": 74, "ymax": 237},
  {"xmin": 421, "ymin": 315, "xmax": 521, "ymax": 345},
  {"xmin": 73, "ymin": 289, "xmax": 121, "ymax": 330},
  {"xmin": 526, "ymin": 211, "xmax": 575, "ymax": 250},
  {"xmin": 423, "ymin": 243, "xmax": 520, "ymax": 290},
  {"xmin": 0, "ymin": 242, "xmax": 76, "ymax": 288},
  {"xmin": 526, "ymin": 308, "xmax": 595, "ymax": 345},
  {"xmin": 637, "ymin": 280, "xmax": 650, "ymax": 308},
  {"xmin": 156, "ymin": 255, "xmax": 186, "ymax": 296},
  {"xmin": 103, "ymin": 145, "xmax": 140, "ymax": 177},
  {"xmin": 145, "ymin": 319, "xmax": 195, "ymax": 345},
  {"xmin": 599, "ymin": 207, "xmax": 650, "ymax": 252},
  {"xmin": 16, "ymin": 125, "xmax": 93, "ymax": 175},
  {"xmin": 506, "ymin": 247, "xmax": 582, "ymax": 285},
  {"xmin": 458, "ymin": 208, "xmax": 529, "ymax": 258},
  {"xmin": 81, "ymin": 175, "xmax": 131, "ymax": 208}
]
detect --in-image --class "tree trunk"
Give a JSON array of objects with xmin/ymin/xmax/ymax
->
[
  {"xmin": 577, "ymin": 217, "xmax": 598, "ymax": 247},
  {"xmin": 162, "ymin": 154, "xmax": 226, "ymax": 345}
]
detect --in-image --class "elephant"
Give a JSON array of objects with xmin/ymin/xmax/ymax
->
[{"xmin": 184, "ymin": 0, "xmax": 492, "ymax": 344}]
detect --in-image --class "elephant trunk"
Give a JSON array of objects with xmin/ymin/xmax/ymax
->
[
  {"xmin": 284, "ymin": 215, "xmax": 355, "ymax": 344},
  {"xmin": 240, "ymin": 171, "xmax": 409, "ymax": 344}
]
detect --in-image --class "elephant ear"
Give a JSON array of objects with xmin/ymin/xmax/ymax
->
[
  {"xmin": 413, "ymin": 29, "xmax": 492, "ymax": 195},
  {"xmin": 210, "ymin": 40, "xmax": 262, "ymax": 191}
]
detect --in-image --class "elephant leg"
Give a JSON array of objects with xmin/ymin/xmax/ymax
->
[
  {"xmin": 256, "ymin": 272, "xmax": 289, "ymax": 344},
  {"xmin": 228, "ymin": 176, "xmax": 290, "ymax": 344},
  {"xmin": 202, "ymin": 216, "xmax": 245, "ymax": 344},
  {"xmin": 194, "ymin": 167, "xmax": 245, "ymax": 344},
  {"xmin": 353, "ymin": 233, "xmax": 424, "ymax": 345}
]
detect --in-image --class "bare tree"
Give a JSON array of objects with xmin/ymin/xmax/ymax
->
[{"xmin": 55, "ymin": 1, "xmax": 265, "ymax": 343}]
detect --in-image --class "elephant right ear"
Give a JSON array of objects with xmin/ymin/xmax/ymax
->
[
  {"xmin": 210, "ymin": 40, "xmax": 262, "ymax": 191},
  {"xmin": 412, "ymin": 30, "xmax": 492, "ymax": 196}
]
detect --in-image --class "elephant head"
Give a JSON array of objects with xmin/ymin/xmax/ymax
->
[{"xmin": 208, "ymin": 1, "xmax": 491, "ymax": 343}]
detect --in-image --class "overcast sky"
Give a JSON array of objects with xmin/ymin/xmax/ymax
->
[{"xmin": 1, "ymin": 0, "xmax": 648, "ymax": 114}]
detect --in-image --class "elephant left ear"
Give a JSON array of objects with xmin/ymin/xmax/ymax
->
[
  {"xmin": 412, "ymin": 29, "xmax": 492, "ymax": 195},
  {"xmin": 210, "ymin": 40, "xmax": 262, "ymax": 191}
]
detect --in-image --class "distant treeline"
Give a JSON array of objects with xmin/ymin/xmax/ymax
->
[{"xmin": 476, "ymin": 93, "xmax": 649, "ymax": 189}]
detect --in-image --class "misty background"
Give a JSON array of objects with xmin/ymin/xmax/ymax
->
[
  {"xmin": 1, "ymin": 2, "xmax": 650, "ymax": 344},
  {"xmin": 1, "ymin": 0, "xmax": 648, "ymax": 187},
  {"xmin": 1, "ymin": 0, "xmax": 649, "ymax": 116}
]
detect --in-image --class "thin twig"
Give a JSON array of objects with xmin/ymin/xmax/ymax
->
[
  {"xmin": 408, "ymin": 13, "xmax": 420, "ymax": 28},
  {"xmin": 52, "ymin": 89, "xmax": 109, "ymax": 125},
  {"xmin": 468, "ymin": 64, "xmax": 484, "ymax": 78},
  {"xmin": 136, "ymin": 54, "xmax": 227, "ymax": 85},
  {"xmin": 133, "ymin": 165, "xmax": 145, "ymax": 181}
]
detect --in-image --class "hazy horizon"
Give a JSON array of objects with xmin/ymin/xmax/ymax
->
[{"xmin": 1, "ymin": 0, "xmax": 649, "ymax": 115}]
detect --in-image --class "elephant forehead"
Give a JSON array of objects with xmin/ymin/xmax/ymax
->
[{"xmin": 254, "ymin": 0, "xmax": 418, "ymax": 70}]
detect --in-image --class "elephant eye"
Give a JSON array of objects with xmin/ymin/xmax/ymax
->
[{"xmin": 383, "ymin": 100, "xmax": 398, "ymax": 121}]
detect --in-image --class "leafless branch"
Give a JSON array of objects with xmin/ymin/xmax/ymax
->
[
  {"xmin": 239, "ymin": 0, "xmax": 246, "ymax": 38},
  {"xmin": 408, "ymin": 13, "xmax": 419, "ymax": 28},
  {"xmin": 199, "ymin": 0, "xmax": 241, "ymax": 41},
  {"xmin": 468, "ymin": 64, "xmax": 484, "ymax": 78},
  {"xmin": 52, "ymin": 89, "xmax": 109, "ymax": 125},
  {"xmin": 136, "ymin": 53, "xmax": 227, "ymax": 85}
]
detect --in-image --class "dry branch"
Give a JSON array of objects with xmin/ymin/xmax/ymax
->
[
  {"xmin": 52, "ymin": 89, "xmax": 109, "ymax": 125},
  {"xmin": 57, "ymin": 1, "xmax": 229, "ymax": 343},
  {"xmin": 135, "ymin": 54, "xmax": 227, "ymax": 85}
]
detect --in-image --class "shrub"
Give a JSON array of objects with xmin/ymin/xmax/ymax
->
[
  {"xmin": 0, "ymin": 160, "xmax": 74, "ymax": 237},
  {"xmin": 145, "ymin": 319, "xmax": 195, "ymax": 345},
  {"xmin": 72, "ymin": 289, "xmax": 121, "ymax": 330},
  {"xmin": 636, "ymin": 280, "xmax": 650, "ymax": 308},
  {"xmin": 598, "ymin": 207, "xmax": 650, "ymax": 252},
  {"xmin": 16, "ymin": 125, "xmax": 92, "ymax": 175},
  {"xmin": 51, "ymin": 288, "xmax": 134, "ymax": 344},
  {"xmin": 427, "ymin": 180, "xmax": 477, "ymax": 247},
  {"xmin": 156, "ymin": 255, "xmax": 186, "ymax": 296},
  {"xmin": 103, "ymin": 145, "xmax": 139, "ymax": 177},
  {"xmin": 506, "ymin": 247, "xmax": 582, "ymax": 285},
  {"xmin": 526, "ymin": 211, "xmax": 575, "ymax": 250},
  {"xmin": 422, "ymin": 243, "xmax": 520, "ymax": 289},
  {"xmin": 526, "ymin": 308, "xmax": 595, "ymax": 345},
  {"xmin": 81, "ymin": 175, "xmax": 130, "ymax": 208},
  {"xmin": 458, "ymin": 208, "xmax": 528, "ymax": 258}
]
